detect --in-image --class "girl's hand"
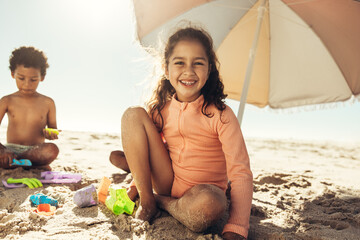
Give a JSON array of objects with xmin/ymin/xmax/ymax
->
[
  {"xmin": 43, "ymin": 128, "xmax": 60, "ymax": 140},
  {"xmin": 222, "ymin": 232, "xmax": 246, "ymax": 240}
]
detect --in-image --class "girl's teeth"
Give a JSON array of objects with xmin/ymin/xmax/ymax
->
[{"xmin": 180, "ymin": 81, "xmax": 195, "ymax": 86}]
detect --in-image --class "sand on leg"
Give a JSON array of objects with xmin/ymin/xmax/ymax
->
[
  {"xmin": 156, "ymin": 184, "xmax": 227, "ymax": 232},
  {"xmin": 121, "ymin": 107, "xmax": 173, "ymax": 222},
  {"xmin": 18, "ymin": 142, "xmax": 59, "ymax": 169}
]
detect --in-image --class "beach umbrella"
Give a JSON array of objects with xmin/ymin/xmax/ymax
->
[{"xmin": 132, "ymin": 0, "xmax": 360, "ymax": 125}]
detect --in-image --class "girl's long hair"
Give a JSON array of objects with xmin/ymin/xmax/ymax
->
[{"xmin": 147, "ymin": 27, "xmax": 227, "ymax": 131}]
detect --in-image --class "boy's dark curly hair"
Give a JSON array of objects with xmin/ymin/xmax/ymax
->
[
  {"xmin": 147, "ymin": 27, "xmax": 227, "ymax": 131},
  {"xmin": 9, "ymin": 46, "xmax": 49, "ymax": 77}
]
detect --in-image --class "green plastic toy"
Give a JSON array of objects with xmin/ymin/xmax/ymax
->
[
  {"xmin": 105, "ymin": 186, "xmax": 135, "ymax": 215},
  {"xmin": 7, "ymin": 178, "xmax": 43, "ymax": 189}
]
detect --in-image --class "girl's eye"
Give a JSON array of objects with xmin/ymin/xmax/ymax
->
[
  {"xmin": 194, "ymin": 62, "xmax": 204, "ymax": 66},
  {"xmin": 19, "ymin": 78, "xmax": 24, "ymax": 81},
  {"xmin": 31, "ymin": 79, "xmax": 37, "ymax": 82},
  {"xmin": 174, "ymin": 61, "xmax": 184, "ymax": 65}
]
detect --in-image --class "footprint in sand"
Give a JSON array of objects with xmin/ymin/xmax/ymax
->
[{"xmin": 303, "ymin": 191, "xmax": 360, "ymax": 231}]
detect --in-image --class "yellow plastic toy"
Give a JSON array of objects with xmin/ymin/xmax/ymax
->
[{"xmin": 45, "ymin": 128, "xmax": 59, "ymax": 135}]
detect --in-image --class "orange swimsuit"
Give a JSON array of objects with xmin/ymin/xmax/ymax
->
[{"xmin": 158, "ymin": 95, "xmax": 253, "ymax": 237}]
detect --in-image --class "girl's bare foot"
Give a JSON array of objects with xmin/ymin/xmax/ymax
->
[{"xmin": 135, "ymin": 199, "xmax": 159, "ymax": 222}]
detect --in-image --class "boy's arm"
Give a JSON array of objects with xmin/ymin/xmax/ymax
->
[
  {"xmin": 0, "ymin": 96, "xmax": 15, "ymax": 167},
  {"xmin": 0, "ymin": 96, "xmax": 8, "ymax": 147},
  {"xmin": 44, "ymin": 98, "xmax": 58, "ymax": 140}
]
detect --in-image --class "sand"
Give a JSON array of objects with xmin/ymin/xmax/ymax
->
[{"xmin": 1, "ymin": 127, "xmax": 360, "ymax": 240}]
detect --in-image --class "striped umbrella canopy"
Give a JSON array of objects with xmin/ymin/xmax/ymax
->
[{"xmin": 132, "ymin": 0, "xmax": 360, "ymax": 124}]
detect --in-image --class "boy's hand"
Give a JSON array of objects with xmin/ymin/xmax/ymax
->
[
  {"xmin": 222, "ymin": 232, "xmax": 246, "ymax": 240},
  {"xmin": 43, "ymin": 128, "xmax": 60, "ymax": 140},
  {"xmin": 0, "ymin": 148, "xmax": 15, "ymax": 168}
]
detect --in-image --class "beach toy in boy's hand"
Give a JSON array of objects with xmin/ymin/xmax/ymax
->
[
  {"xmin": 44, "ymin": 128, "xmax": 60, "ymax": 135},
  {"xmin": 97, "ymin": 176, "xmax": 111, "ymax": 204},
  {"xmin": 30, "ymin": 193, "xmax": 58, "ymax": 207},
  {"xmin": 10, "ymin": 159, "xmax": 32, "ymax": 167},
  {"xmin": 7, "ymin": 177, "xmax": 42, "ymax": 189},
  {"xmin": 74, "ymin": 184, "xmax": 97, "ymax": 208},
  {"xmin": 105, "ymin": 186, "xmax": 135, "ymax": 215}
]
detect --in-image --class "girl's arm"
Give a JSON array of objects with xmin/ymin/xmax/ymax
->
[{"xmin": 217, "ymin": 106, "xmax": 253, "ymax": 239}]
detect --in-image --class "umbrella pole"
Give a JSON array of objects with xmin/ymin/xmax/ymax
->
[{"xmin": 237, "ymin": 0, "xmax": 266, "ymax": 126}]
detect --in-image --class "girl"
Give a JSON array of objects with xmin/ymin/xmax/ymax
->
[{"xmin": 110, "ymin": 27, "xmax": 253, "ymax": 240}]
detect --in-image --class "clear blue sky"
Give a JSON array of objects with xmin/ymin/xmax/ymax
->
[{"xmin": 1, "ymin": 0, "xmax": 359, "ymax": 142}]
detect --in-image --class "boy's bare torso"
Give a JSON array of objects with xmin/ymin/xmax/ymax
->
[{"xmin": 4, "ymin": 92, "xmax": 53, "ymax": 146}]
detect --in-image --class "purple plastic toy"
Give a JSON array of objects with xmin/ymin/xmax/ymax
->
[
  {"xmin": 2, "ymin": 171, "xmax": 82, "ymax": 188},
  {"xmin": 73, "ymin": 184, "xmax": 97, "ymax": 207},
  {"xmin": 41, "ymin": 171, "xmax": 82, "ymax": 182}
]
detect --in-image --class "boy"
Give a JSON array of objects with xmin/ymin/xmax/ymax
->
[{"xmin": 0, "ymin": 46, "xmax": 59, "ymax": 169}]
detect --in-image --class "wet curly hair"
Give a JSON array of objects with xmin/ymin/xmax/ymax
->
[
  {"xmin": 9, "ymin": 46, "xmax": 49, "ymax": 77},
  {"xmin": 147, "ymin": 27, "xmax": 227, "ymax": 131}
]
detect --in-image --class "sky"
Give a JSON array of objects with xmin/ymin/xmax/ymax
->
[{"xmin": 0, "ymin": 0, "xmax": 359, "ymax": 142}]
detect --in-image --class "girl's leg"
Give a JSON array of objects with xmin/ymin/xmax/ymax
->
[
  {"xmin": 19, "ymin": 143, "xmax": 59, "ymax": 169},
  {"xmin": 155, "ymin": 184, "xmax": 227, "ymax": 232},
  {"xmin": 109, "ymin": 150, "xmax": 130, "ymax": 173},
  {"xmin": 121, "ymin": 107, "xmax": 173, "ymax": 222}
]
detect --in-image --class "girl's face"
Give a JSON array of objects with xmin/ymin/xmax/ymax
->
[{"xmin": 165, "ymin": 40, "xmax": 209, "ymax": 102}]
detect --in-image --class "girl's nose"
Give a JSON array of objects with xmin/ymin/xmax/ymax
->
[{"xmin": 183, "ymin": 65, "xmax": 195, "ymax": 75}]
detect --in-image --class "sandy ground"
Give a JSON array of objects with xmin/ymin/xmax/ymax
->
[{"xmin": 1, "ymin": 127, "xmax": 360, "ymax": 240}]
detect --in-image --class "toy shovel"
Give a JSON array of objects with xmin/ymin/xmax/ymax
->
[
  {"xmin": 2, "ymin": 172, "xmax": 82, "ymax": 188},
  {"xmin": 7, "ymin": 178, "xmax": 43, "ymax": 189}
]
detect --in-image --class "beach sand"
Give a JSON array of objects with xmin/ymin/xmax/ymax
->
[{"xmin": 1, "ymin": 127, "xmax": 360, "ymax": 240}]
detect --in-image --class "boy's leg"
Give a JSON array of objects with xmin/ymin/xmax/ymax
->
[
  {"xmin": 121, "ymin": 107, "xmax": 173, "ymax": 222},
  {"xmin": 155, "ymin": 184, "xmax": 227, "ymax": 232},
  {"xmin": 109, "ymin": 150, "xmax": 130, "ymax": 173},
  {"xmin": 18, "ymin": 143, "xmax": 59, "ymax": 168}
]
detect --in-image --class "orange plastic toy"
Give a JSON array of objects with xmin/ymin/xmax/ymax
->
[
  {"xmin": 97, "ymin": 176, "xmax": 111, "ymax": 203},
  {"xmin": 31, "ymin": 204, "xmax": 56, "ymax": 216}
]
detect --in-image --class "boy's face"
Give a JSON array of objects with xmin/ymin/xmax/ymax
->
[{"xmin": 11, "ymin": 65, "xmax": 44, "ymax": 95}]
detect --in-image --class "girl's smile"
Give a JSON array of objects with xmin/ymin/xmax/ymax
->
[{"xmin": 166, "ymin": 40, "xmax": 209, "ymax": 102}]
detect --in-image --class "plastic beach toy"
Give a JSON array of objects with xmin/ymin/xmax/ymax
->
[
  {"xmin": 10, "ymin": 159, "xmax": 32, "ymax": 167},
  {"xmin": 31, "ymin": 204, "xmax": 56, "ymax": 216},
  {"xmin": 30, "ymin": 193, "xmax": 58, "ymax": 207},
  {"xmin": 44, "ymin": 128, "xmax": 59, "ymax": 135},
  {"xmin": 7, "ymin": 178, "xmax": 42, "ymax": 189},
  {"xmin": 98, "ymin": 177, "xmax": 111, "ymax": 204},
  {"xmin": 2, "ymin": 171, "xmax": 82, "ymax": 188},
  {"xmin": 74, "ymin": 184, "xmax": 97, "ymax": 208},
  {"xmin": 41, "ymin": 171, "xmax": 82, "ymax": 183},
  {"xmin": 105, "ymin": 186, "xmax": 135, "ymax": 215}
]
